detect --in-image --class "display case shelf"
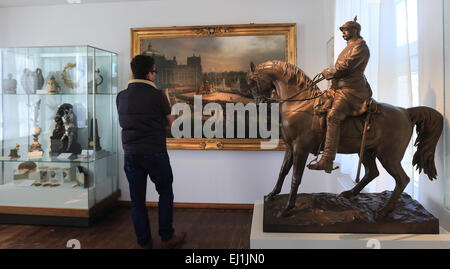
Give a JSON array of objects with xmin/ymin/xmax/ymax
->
[
  {"xmin": 2, "ymin": 93, "xmax": 115, "ymax": 96},
  {"xmin": 0, "ymin": 45, "xmax": 119, "ymax": 226},
  {"xmin": 0, "ymin": 151, "xmax": 115, "ymax": 163}
]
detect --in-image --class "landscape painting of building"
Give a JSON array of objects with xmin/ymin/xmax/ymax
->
[{"xmin": 141, "ymin": 35, "xmax": 286, "ymax": 139}]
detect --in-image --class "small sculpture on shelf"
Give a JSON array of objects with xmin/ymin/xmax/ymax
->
[
  {"xmin": 61, "ymin": 63, "xmax": 77, "ymax": 89},
  {"xmin": 95, "ymin": 69, "xmax": 103, "ymax": 87},
  {"xmin": 14, "ymin": 161, "xmax": 37, "ymax": 180},
  {"xmin": 61, "ymin": 108, "xmax": 77, "ymax": 151},
  {"xmin": 2, "ymin": 73, "xmax": 17, "ymax": 94},
  {"xmin": 90, "ymin": 68, "xmax": 104, "ymax": 93},
  {"xmin": 21, "ymin": 68, "xmax": 44, "ymax": 94},
  {"xmin": 37, "ymin": 166, "xmax": 51, "ymax": 186},
  {"xmin": 8, "ymin": 144, "xmax": 20, "ymax": 159},
  {"xmin": 28, "ymin": 99, "xmax": 44, "ymax": 159},
  {"xmin": 62, "ymin": 167, "xmax": 71, "ymax": 183},
  {"xmin": 74, "ymin": 166, "xmax": 88, "ymax": 188},
  {"xmin": 49, "ymin": 167, "xmax": 61, "ymax": 187},
  {"xmin": 42, "ymin": 76, "xmax": 60, "ymax": 94},
  {"xmin": 29, "ymin": 126, "xmax": 43, "ymax": 152},
  {"xmin": 50, "ymin": 103, "xmax": 82, "ymax": 155}
]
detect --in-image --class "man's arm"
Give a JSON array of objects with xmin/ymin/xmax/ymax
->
[
  {"xmin": 165, "ymin": 114, "xmax": 174, "ymax": 128},
  {"xmin": 161, "ymin": 92, "xmax": 173, "ymax": 128},
  {"xmin": 322, "ymin": 43, "xmax": 369, "ymax": 79}
]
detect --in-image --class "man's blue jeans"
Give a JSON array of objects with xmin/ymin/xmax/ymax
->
[{"xmin": 124, "ymin": 151, "xmax": 174, "ymax": 247}]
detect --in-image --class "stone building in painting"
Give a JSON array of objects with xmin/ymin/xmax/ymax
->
[{"xmin": 143, "ymin": 42, "xmax": 203, "ymax": 90}]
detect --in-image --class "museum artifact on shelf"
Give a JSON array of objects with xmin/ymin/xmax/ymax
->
[
  {"xmin": 2, "ymin": 73, "xmax": 17, "ymax": 94},
  {"xmin": 88, "ymin": 68, "xmax": 103, "ymax": 93},
  {"xmin": 42, "ymin": 75, "xmax": 60, "ymax": 94},
  {"xmin": 8, "ymin": 144, "xmax": 20, "ymax": 159},
  {"xmin": 13, "ymin": 161, "xmax": 37, "ymax": 180},
  {"xmin": 28, "ymin": 99, "xmax": 44, "ymax": 159},
  {"xmin": 50, "ymin": 103, "xmax": 82, "ymax": 155},
  {"xmin": 248, "ymin": 59, "xmax": 443, "ymax": 234},
  {"xmin": 21, "ymin": 68, "xmax": 44, "ymax": 94},
  {"xmin": 0, "ymin": 45, "xmax": 119, "ymax": 226},
  {"xmin": 61, "ymin": 63, "xmax": 77, "ymax": 89},
  {"xmin": 75, "ymin": 166, "xmax": 89, "ymax": 188}
]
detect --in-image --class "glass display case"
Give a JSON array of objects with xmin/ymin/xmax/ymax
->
[{"xmin": 0, "ymin": 46, "xmax": 119, "ymax": 226}]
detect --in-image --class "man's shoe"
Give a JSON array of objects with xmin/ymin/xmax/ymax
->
[
  {"xmin": 139, "ymin": 241, "xmax": 153, "ymax": 249},
  {"xmin": 161, "ymin": 232, "xmax": 186, "ymax": 249}
]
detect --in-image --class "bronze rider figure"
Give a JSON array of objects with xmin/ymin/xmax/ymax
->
[{"xmin": 308, "ymin": 17, "xmax": 373, "ymax": 173}]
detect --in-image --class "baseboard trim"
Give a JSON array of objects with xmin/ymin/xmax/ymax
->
[{"xmin": 118, "ymin": 201, "xmax": 253, "ymax": 210}]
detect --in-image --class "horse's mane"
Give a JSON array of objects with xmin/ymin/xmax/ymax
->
[{"xmin": 254, "ymin": 60, "xmax": 320, "ymax": 92}]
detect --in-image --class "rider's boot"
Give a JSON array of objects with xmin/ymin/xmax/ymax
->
[{"xmin": 308, "ymin": 117, "xmax": 341, "ymax": 173}]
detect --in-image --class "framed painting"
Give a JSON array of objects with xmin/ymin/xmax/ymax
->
[{"xmin": 130, "ymin": 23, "xmax": 297, "ymax": 150}]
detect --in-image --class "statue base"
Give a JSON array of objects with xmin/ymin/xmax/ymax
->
[
  {"xmin": 28, "ymin": 151, "xmax": 43, "ymax": 160},
  {"xmin": 263, "ymin": 191, "xmax": 439, "ymax": 234},
  {"xmin": 36, "ymin": 89, "xmax": 57, "ymax": 94},
  {"xmin": 50, "ymin": 139, "xmax": 82, "ymax": 155}
]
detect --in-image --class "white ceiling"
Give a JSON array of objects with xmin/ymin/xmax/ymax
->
[{"xmin": 0, "ymin": 0, "xmax": 159, "ymax": 8}]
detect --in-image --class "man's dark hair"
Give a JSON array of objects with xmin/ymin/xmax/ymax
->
[{"xmin": 130, "ymin": 54, "xmax": 155, "ymax": 79}]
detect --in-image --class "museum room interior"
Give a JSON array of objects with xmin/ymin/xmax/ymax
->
[{"xmin": 0, "ymin": 0, "xmax": 449, "ymax": 250}]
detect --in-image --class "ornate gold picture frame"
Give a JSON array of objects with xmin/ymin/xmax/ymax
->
[{"xmin": 130, "ymin": 23, "xmax": 297, "ymax": 150}]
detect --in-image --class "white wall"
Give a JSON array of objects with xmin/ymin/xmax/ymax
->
[
  {"xmin": 417, "ymin": 0, "xmax": 450, "ymax": 231},
  {"xmin": 0, "ymin": 0, "xmax": 337, "ymax": 204}
]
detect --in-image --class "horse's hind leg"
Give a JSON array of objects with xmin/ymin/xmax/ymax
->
[
  {"xmin": 341, "ymin": 151, "xmax": 379, "ymax": 198},
  {"xmin": 266, "ymin": 145, "xmax": 293, "ymax": 202},
  {"xmin": 376, "ymin": 155, "xmax": 410, "ymax": 220}
]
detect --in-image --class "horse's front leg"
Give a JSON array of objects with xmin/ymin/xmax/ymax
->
[
  {"xmin": 265, "ymin": 145, "xmax": 293, "ymax": 202},
  {"xmin": 278, "ymin": 146, "xmax": 309, "ymax": 218}
]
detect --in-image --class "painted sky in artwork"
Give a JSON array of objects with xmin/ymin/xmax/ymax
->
[{"xmin": 142, "ymin": 35, "xmax": 285, "ymax": 73}]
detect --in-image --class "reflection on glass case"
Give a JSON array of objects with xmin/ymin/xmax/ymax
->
[{"xmin": 0, "ymin": 46, "xmax": 119, "ymax": 226}]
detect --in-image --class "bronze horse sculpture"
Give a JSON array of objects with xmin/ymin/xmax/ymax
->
[{"xmin": 247, "ymin": 60, "xmax": 443, "ymax": 219}]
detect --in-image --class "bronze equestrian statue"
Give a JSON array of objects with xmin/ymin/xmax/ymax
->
[{"xmin": 247, "ymin": 18, "xmax": 443, "ymax": 220}]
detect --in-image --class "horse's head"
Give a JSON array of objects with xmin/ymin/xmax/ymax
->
[{"xmin": 247, "ymin": 62, "xmax": 274, "ymax": 104}]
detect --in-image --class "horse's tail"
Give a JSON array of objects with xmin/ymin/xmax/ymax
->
[{"xmin": 407, "ymin": 106, "xmax": 443, "ymax": 180}]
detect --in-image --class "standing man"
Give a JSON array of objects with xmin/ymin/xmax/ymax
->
[
  {"xmin": 117, "ymin": 54, "xmax": 186, "ymax": 249},
  {"xmin": 308, "ymin": 16, "xmax": 373, "ymax": 173}
]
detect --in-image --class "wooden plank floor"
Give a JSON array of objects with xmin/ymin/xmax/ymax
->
[{"xmin": 0, "ymin": 206, "xmax": 253, "ymax": 249}]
